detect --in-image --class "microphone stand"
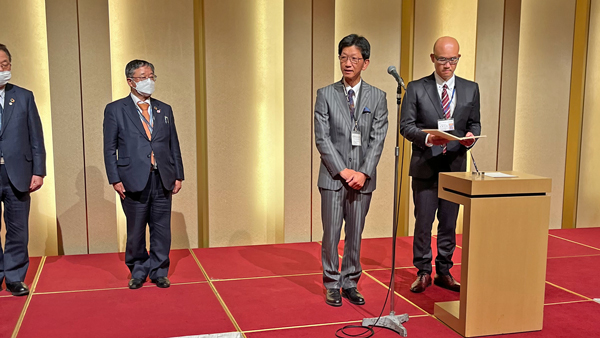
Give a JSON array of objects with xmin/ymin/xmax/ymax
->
[{"xmin": 362, "ymin": 82, "xmax": 409, "ymax": 336}]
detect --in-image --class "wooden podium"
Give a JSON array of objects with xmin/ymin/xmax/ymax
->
[{"xmin": 434, "ymin": 171, "xmax": 552, "ymax": 337}]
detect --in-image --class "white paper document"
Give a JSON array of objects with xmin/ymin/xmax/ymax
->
[
  {"xmin": 422, "ymin": 129, "xmax": 486, "ymax": 141},
  {"xmin": 484, "ymin": 172, "xmax": 518, "ymax": 178}
]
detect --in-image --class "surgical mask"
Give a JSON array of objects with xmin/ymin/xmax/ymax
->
[
  {"xmin": 134, "ymin": 78, "xmax": 155, "ymax": 95},
  {"xmin": 0, "ymin": 71, "xmax": 11, "ymax": 86}
]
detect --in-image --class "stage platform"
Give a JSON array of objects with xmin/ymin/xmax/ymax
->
[{"xmin": 2, "ymin": 228, "xmax": 599, "ymax": 338}]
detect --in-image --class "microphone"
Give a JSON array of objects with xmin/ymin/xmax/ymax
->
[{"xmin": 387, "ymin": 65, "xmax": 406, "ymax": 90}]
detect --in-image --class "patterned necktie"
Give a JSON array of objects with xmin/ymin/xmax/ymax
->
[
  {"xmin": 441, "ymin": 84, "xmax": 451, "ymax": 119},
  {"xmin": 137, "ymin": 102, "xmax": 155, "ymax": 165},
  {"xmin": 0, "ymin": 101, "xmax": 3, "ymax": 131},
  {"xmin": 441, "ymin": 84, "xmax": 450, "ymax": 153},
  {"xmin": 348, "ymin": 89, "xmax": 355, "ymax": 120}
]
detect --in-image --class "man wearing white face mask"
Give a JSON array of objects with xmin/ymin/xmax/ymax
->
[
  {"xmin": 0, "ymin": 44, "xmax": 46, "ymax": 296},
  {"xmin": 103, "ymin": 59, "xmax": 184, "ymax": 289}
]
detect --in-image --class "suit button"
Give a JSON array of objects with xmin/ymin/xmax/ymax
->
[
  {"xmin": 349, "ymin": 158, "xmax": 352, "ymax": 162},
  {"xmin": 147, "ymin": 154, "xmax": 151, "ymax": 158}
]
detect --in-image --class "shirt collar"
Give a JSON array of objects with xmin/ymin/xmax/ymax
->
[
  {"xmin": 130, "ymin": 92, "xmax": 151, "ymax": 108},
  {"xmin": 343, "ymin": 78, "xmax": 362, "ymax": 98},
  {"xmin": 434, "ymin": 72, "xmax": 455, "ymax": 90}
]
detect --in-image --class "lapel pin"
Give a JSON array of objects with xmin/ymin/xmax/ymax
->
[
  {"xmin": 165, "ymin": 116, "xmax": 169, "ymax": 124},
  {"xmin": 154, "ymin": 106, "xmax": 160, "ymax": 114},
  {"xmin": 9, "ymin": 98, "xmax": 15, "ymax": 105}
]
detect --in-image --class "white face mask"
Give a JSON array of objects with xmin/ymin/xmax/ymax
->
[
  {"xmin": 0, "ymin": 71, "xmax": 11, "ymax": 86},
  {"xmin": 133, "ymin": 78, "xmax": 155, "ymax": 96}
]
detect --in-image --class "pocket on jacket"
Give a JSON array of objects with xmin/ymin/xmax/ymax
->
[
  {"xmin": 25, "ymin": 153, "xmax": 33, "ymax": 161},
  {"xmin": 117, "ymin": 157, "xmax": 130, "ymax": 166}
]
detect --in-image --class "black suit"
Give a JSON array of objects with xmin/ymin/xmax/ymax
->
[
  {"xmin": 400, "ymin": 73, "xmax": 480, "ymax": 276},
  {"xmin": 0, "ymin": 83, "xmax": 46, "ymax": 284},
  {"xmin": 103, "ymin": 95, "xmax": 184, "ymax": 280}
]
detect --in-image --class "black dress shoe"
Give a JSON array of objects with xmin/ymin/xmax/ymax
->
[
  {"xmin": 342, "ymin": 287, "xmax": 365, "ymax": 305},
  {"xmin": 325, "ymin": 289, "xmax": 342, "ymax": 307},
  {"xmin": 151, "ymin": 276, "xmax": 171, "ymax": 288},
  {"xmin": 6, "ymin": 282, "xmax": 29, "ymax": 296},
  {"xmin": 128, "ymin": 278, "xmax": 144, "ymax": 289}
]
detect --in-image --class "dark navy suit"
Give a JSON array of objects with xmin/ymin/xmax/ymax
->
[
  {"xmin": 0, "ymin": 83, "xmax": 46, "ymax": 284},
  {"xmin": 400, "ymin": 73, "xmax": 480, "ymax": 277},
  {"xmin": 103, "ymin": 95, "xmax": 184, "ymax": 280}
]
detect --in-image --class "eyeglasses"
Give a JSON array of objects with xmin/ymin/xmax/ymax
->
[
  {"xmin": 339, "ymin": 55, "xmax": 363, "ymax": 64},
  {"xmin": 130, "ymin": 74, "xmax": 158, "ymax": 81},
  {"xmin": 434, "ymin": 56, "xmax": 460, "ymax": 65},
  {"xmin": 0, "ymin": 62, "xmax": 11, "ymax": 70}
]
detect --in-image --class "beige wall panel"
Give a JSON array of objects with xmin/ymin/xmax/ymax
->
[
  {"xmin": 473, "ymin": 0, "xmax": 504, "ymax": 171},
  {"xmin": 45, "ymin": 0, "xmax": 87, "ymax": 255},
  {"xmin": 409, "ymin": 0, "xmax": 478, "ymax": 235},
  {"xmin": 204, "ymin": 0, "xmax": 284, "ymax": 247},
  {"xmin": 109, "ymin": 0, "xmax": 198, "ymax": 250},
  {"xmin": 497, "ymin": 0, "xmax": 522, "ymax": 171},
  {"xmin": 311, "ymin": 0, "xmax": 336, "ymax": 242},
  {"xmin": 413, "ymin": 0, "xmax": 478, "ymax": 81},
  {"xmin": 333, "ymin": 0, "xmax": 401, "ymax": 239},
  {"xmin": 577, "ymin": 0, "xmax": 600, "ymax": 228},
  {"xmin": 0, "ymin": 0, "xmax": 58, "ymax": 256},
  {"xmin": 79, "ymin": 0, "xmax": 119, "ymax": 253},
  {"xmin": 514, "ymin": 0, "xmax": 576, "ymax": 229},
  {"xmin": 284, "ymin": 0, "xmax": 312, "ymax": 243}
]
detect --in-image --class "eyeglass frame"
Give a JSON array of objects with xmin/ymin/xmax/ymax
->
[
  {"xmin": 433, "ymin": 56, "xmax": 460, "ymax": 65},
  {"xmin": 129, "ymin": 74, "xmax": 158, "ymax": 81},
  {"xmin": 0, "ymin": 62, "xmax": 11, "ymax": 71},
  {"xmin": 338, "ymin": 55, "xmax": 364, "ymax": 65}
]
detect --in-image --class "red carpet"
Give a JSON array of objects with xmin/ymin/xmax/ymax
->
[
  {"xmin": 549, "ymin": 228, "xmax": 600, "ymax": 249},
  {"xmin": 193, "ymin": 242, "xmax": 323, "ymax": 280},
  {"xmin": 3, "ymin": 229, "xmax": 599, "ymax": 337},
  {"xmin": 18, "ymin": 283, "xmax": 234, "ymax": 338},
  {"xmin": 214, "ymin": 273, "xmax": 425, "ymax": 332}
]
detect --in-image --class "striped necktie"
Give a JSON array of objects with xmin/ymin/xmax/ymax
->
[
  {"xmin": 441, "ymin": 84, "xmax": 450, "ymax": 153},
  {"xmin": 441, "ymin": 84, "xmax": 451, "ymax": 119}
]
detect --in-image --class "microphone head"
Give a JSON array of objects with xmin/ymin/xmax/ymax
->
[{"xmin": 387, "ymin": 65, "xmax": 397, "ymax": 75}]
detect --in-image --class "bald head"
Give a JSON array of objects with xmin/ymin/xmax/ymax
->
[
  {"xmin": 430, "ymin": 36, "xmax": 461, "ymax": 81},
  {"xmin": 433, "ymin": 36, "xmax": 460, "ymax": 55}
]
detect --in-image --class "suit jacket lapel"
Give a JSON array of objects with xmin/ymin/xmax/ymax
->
[
  {"xmin": 355, "ymin": 81, "xmax": 371, "ymax": 122},
  {"xmin": 423, "ymin": 74, "xmax": 445, "ymax": 119},
  {"xmin": 1, "ymin": 84, "xmax": 15, "ymax": 137},
  {"xmin": 150, "ymin": 99, "xmax": 162, "ymax": 139},
  {"xmin": 123, "ymin": 96, "xmax": 150, "ymax": 141},
  {"xmin": 453, "ymin": 77, "xmax": 466, "ymax": 118},
  {"xmin": 333, "ymin": 81, "xmax": 353, "ymax": 129}
]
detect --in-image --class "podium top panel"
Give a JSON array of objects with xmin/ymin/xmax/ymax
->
[{"xmin": 439, "ymin": 171, "xmax": 552, "ymax": 197}]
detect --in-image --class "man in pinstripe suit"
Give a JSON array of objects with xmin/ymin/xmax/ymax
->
[{"xmin": 315, "ymin": 34, "xmax": 388, "ymax": 307}]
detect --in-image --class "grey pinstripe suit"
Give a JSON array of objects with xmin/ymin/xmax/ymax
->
[{"xmin": 315, "ymin": 79, "xmax": 388, "ymax": 290}]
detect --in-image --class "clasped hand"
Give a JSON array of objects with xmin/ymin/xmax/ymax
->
[{"xmin": 340, "ymin": 169, "xmax": 366, "ymax": 190}]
